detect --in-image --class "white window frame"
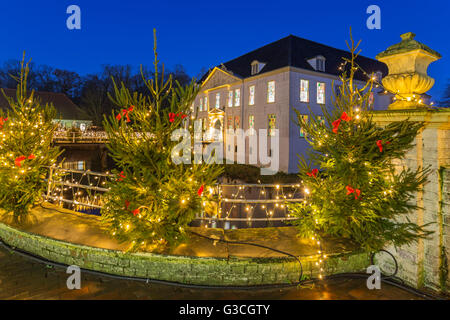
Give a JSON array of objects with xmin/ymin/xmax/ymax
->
[
  {"xmin": 228, "ymin": 91, "xmax": 233, "ymax": 107},
  {"xmin": 267, "ymin": 81, "xmax": 275, "ymax": 103},
  {"xmin": 215, "ymin": 93, "xmax": 220, "ymax": 108},
  {"xmin": 300, "ymin": 79, "xmax": 309, "ymax": 102},
  {"xmin": 316, "ymin": 82, "xmax": 325, "ymax": 104},
  {"xmin": 234, "ymin": 89, "xmax": 241, "ymax": 107},
  {"xmin": 249, "ymin": 85, "xmax": 255, "ymax": 106}
]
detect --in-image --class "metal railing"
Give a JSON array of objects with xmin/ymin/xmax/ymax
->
[
  {"xmin": 53, "ymin": 131, "xmax": 109, "ymax": 144},
  {"xmin": 45, "ymin": 167, "xmax": 304, "ymax": 227}
]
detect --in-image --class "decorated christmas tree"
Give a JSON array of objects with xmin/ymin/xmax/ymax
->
[
  {"xmin": 101, "ymin": 31, "xmax": 223, "ymax": 250},
  {"xmin": 0, "ymin": 55, "xmax": 61, "ymax": 223},
  {"xmin": 288, "ymin": 35, "xmax": 432, "ymax": 252}
]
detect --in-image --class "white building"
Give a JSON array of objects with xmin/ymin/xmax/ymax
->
[{"xmin": 194, "ymin": 35, "xmax": 391, "ymax": 173}]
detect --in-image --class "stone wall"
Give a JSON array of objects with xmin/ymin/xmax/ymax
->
[
  {"xmin": 0, "ymin": 222, "xmax": 369, "ymax": 286},
  {"xmin": 372, "ymin": 109, "xmax": 450, "ymax": 293}
]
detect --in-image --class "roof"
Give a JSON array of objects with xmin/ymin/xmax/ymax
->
[
  {"xmin": 200, "ymin": 34, "xmax": 388, "ymax": 83},
  {"xmin": 0, "ymin": 88, "xmax": 89, "ymax": 120}
]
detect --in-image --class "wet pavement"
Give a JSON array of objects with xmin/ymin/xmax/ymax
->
[{"xmin": 0, "ymin": 245, "xmax": 428, "ymax": 300}]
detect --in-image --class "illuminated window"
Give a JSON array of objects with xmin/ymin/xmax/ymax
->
[
  {"xmin": 248, "ymin": 115, "xmax": 255, "ymax": 134},
  {"xmin": 317, "ymin": 82, "xmax": 325, "ymax": 104},
  {"xmin": 317, "ymin": 116, "xmax": 325, "ymax": 126},
  {"xmin": 234, "ymin": 89, "xmax": 241, "ymax": 107},
  {"xmin": 234, "ymin": 116, "xmax": 240, "ymax": 129},
  {"xmin": 63, "ymin": 161, "xmax": 86, "ymax": 170},
  {"xmin": 334, "ymin": 84, "xmax": 341, "ymax": 97},
  {"xmin": 299, "ymin": 115, "xmax": 308, "ymax": 138},
  {"xmin": 267, "ymin": 81, "xmax": 275, "ymax": 103},
  {"xmin": 228, "ymin": 91, "xmax": 233, "ymax": 107},
  {"xmin": 227, "ymin": 116, "xmax": 233, "ymax": 130},
  {"xmin": 204, "ymin": 96, "xmax": 208, "ymax": 110},
  {"xmin": 300, "ymin": 79, "xmax": 309, "ymax": 102},
  {"xmin": 249, "ymin": 85, "xmax": 255, "ymax": 105},
  {"xmin": 215, "ymin": 93, "xmax": 220, "ymax": 108},
  {"xmin": 268, "ymin": 114, "xmax": 276, "ymax": 136},
  {"xmin": 199, "ymin": 98, "xmax": 203, "ymax": 112}
]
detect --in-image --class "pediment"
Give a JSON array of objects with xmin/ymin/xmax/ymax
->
[
  {"xmin": 208, "ymin": 108, "xmax": 225, "ymax": 115},
  {"xmin": 201, "ymin": 67, "xmax": 241, "ymax": 91}
]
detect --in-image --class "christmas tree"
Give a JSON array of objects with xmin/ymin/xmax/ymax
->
[
  {"xmin": 0, "ymin": 55, "xmax": 61, "ymax": 223},
  {"xmin": 101, "ymin": 31, "xmax": 223, "ymax": 250},
  {"xmin": 288, "ymin": 35, "xmax": 432, "ymax": 252}
]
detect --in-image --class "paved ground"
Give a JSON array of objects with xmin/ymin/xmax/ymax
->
[{"xmin": 0, "ymin": 245, "xmax": 427, "ymax": 300}]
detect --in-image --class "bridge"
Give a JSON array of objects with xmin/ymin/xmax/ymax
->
[{"xmin": 53, "ymin": 131, "xmax": 109, "ymax": 144}]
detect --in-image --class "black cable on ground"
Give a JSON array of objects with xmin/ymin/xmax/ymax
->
[{"xmin": 0, "ymin": 234, "xmax": 444, "ymax": 300}]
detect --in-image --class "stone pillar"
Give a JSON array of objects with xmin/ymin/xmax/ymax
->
[{"xmin": 371, "ymin": 110, "xmax": 450, "ymax": 292}]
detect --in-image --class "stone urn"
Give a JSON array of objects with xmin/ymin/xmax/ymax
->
[{"xmin": 376, "ymin": 32, "xmax": 441, "ymax": 110}]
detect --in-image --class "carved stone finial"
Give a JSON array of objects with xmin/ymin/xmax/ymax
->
[{"xmin": 376, "ymin": 32, "xmax": 441, "ymax": 110}]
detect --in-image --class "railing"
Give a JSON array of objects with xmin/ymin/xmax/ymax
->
[
  {"xmin": 53, "ymin": 131, "xmax": 108, "ymax": 144},
  {"xmin": 45, "ymin": 167, "xmax": 304, "ymax": 227}
]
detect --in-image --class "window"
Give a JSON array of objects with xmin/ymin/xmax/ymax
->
[
  {"xmin": 234, "ymin": 89, "xmax": 241, "ymax": 107},
  {"xmin": 334, "ymin": 84, "xmax": 341, "ymax": 97},
  {"xmin": 268, "ymin": 114, "xmax": 276, "ymax": 136},
  {"xmin": 199, "ymin": 98, "xmax": 203, "ymax": 112},
  {"xmin": 267, "ymin": 81, "xmax": 275, "ymax": 103},
  {"xmin": 317, "ymin": 82, "xmax": 325, "ymax": 104},
  {"xmin": 251, "ymin": 63, "xmax": 259, "ymax": 75},
  {"xmin": 317, "ymin": 116, "xmax": 325, "ymax": 126},
  {"xmin": 317, "ymin": 58, "xmax": 325, "ymax": 71},
  {"xmin": 300, "ymin": 79, "xmax": 309, "ymax": 102},
  {"xmin": 299, "ymin": 115, "xmax": 308, "ymax": 138},
  {"xmin": 248, "ymin": 115, "xmax": 255, "ymax": 134},
  {"xmin": 251, "ymin": 61, "xmax": 265, "ymax": 75},
  {"xmin": 227, "ymin": 116, "xmax": 233, "ymax": 130},
  {"xmin": 249, "ymin": 85, "xmax": 255, "ymax": 105},
  {"xmin": 204, "ymin": 96, "xmax": 208, "ymax": 110},
  {"xmin": 215, "ymin": 93, "xmax": 220, "ymax": 108},
  {"xmin": 375, "ymin": 71, "xmax": 382, "ymax": 82},
  {"xmin": 63, "ymin": 161, "xmax": 86, "ymax": 170},
  {"xmin": 228, "ymin": 91, "xmax": 233, "ymax": 107},
  {"xmin": 234, "ymin": 116, "xmax": 240, "ymax": 129}
]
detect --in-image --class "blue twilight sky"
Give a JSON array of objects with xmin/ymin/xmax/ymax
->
[{"xmin": 0, "ymin": 0, "xmax": 448, "ymax": 101}]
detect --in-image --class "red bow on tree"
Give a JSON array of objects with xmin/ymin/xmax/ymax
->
[
  {"xmin": 346, "ymin": 185, "xmax": 361, "ymax": 200},
  {"xmin": 332, "ymin": 112, "xmax": 352, "ymax": 133},
  {"xmin": 117, "ymin": 171, "xmax": 126, "ymax": 182},
  {"xmin": 306, "ymin": 168, "xmax": 318, "ymax": 178},
  {"xmin": 125, "ymin": 200, "xmax": 130, "ymax": 210},
  {"xmin": 116, "ymin": 105, "xmax": 134, "ymax": 122},
  {"xmin": 197, "ymin": 185, "xmax": 204, "ymax": 196},
  {"xmin": 132, "ymin": 208, "xmax": 140, "ymax": 216},
  {"xmin": 169, "ymin": 112, "xmax": 188, "ymax": 123},
  {"xmin": 340, "ymin": 112, "xmax": 352, "ymax": 122},
  {"xmin": 15, "ymin": 154, "xmax": 35, "ymax": 167},
  {"xmin": 0, "ymin": 117, "xmax": 8, "ymax": 129},
  {"xmin": 332, "ymin": 118, "xmax": 341, "ymax": 133},
  {"xmin": 376, "ymin": 140, "xmax": 391, "ymax": 152}
]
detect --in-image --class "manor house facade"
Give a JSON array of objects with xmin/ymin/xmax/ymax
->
[{"xmin": 194, "ymin": 35, "xmax": 391, "ymax": 173}]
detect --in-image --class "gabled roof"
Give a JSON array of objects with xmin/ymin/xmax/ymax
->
[
  {"xmin": 0, "ymin": 88, "xmax": 89, "ymax": 120},
  {"xmin": 200, "ymin": 34, "xmax": 388, "ymax": 82}
]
